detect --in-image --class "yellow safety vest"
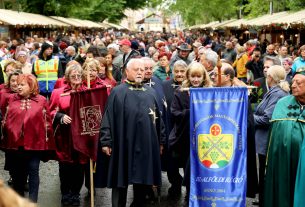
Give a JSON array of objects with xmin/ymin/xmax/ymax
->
[
  {"xmin": 0, "ymin": 60, "xmax": 8, "ymax": 83},
  {"xmin": 34, "ymin": 58, "xmax": 58, "ymax": 91}
]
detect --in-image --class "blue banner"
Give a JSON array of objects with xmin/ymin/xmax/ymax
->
[{"xmin": 190, "ymin": 87, "xmax": 248, "ymax": 207}]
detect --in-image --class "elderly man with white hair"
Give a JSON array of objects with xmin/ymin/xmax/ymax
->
[
  {"xmin": 200, "ymin": 49, "xmax": 219, "ymax": 82},
  {"xmin": 65, "ymin": 46, "xmax": 77, "ymax": 62},
  {"xmin": 100, "ymin": 58, "xmax": 165, "ymax": 207},
  {"xmin": 107, "ymin": 43, "xmax": 123, "ymax": 70}
]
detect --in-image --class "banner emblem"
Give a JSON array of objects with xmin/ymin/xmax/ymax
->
[
  {"xmin": 198, "ymin": 124, "xmax": 233, "ymax": 169},
  {"xmin": 80, "ymin": 105, "xmax": 102, "ymax": 136}
]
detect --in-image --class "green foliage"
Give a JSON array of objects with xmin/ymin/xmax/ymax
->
[
  {"xmin": 289, "ymin": 0, "xmax": 305, "ymax": 10},
  {"xmin": 244, "ymin": 0, "xmax": 269, "ymax": 18},
  {"xmin": 170, "ymin": 0, "xmax": 305, "ymax": 26},
  {"xmin": 170, "ymin": 0, "xmax": 239, "ymax": 26},
  {"xmin": 3, "ymin": 0, "xmax": 158, "ymax": 23}
]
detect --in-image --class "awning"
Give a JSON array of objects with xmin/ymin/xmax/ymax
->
[
  {"xmin": 223, "ymin": 19, "xmax": 246, "ymax": 28},
  {"xmin": 0, "ymin": 9, "xmax": 68, "ymax": 27},
  {"xmin": 272, "ymin": 10, "xmax": 305, "ymax": 24},
  {"xmin": 211, "ymin": 19, "xmax": 238, "ymax": 29},
  {"xmin": 102, "ymin": 21, "xmax": 129, "ymax": 30},
  {"xmin": 50, "ymin": 16, "xmax": 104, "ymax": 28},
  {"xmin": 189, "ymin": 9, "xmax": 305, "ymax": 30},
  {"xmin": 200, "ymin": 21, "xmax": 219, "ymax": 29},
  {"xmin": 245, "ymin": 11, "xmax": 288, "ymax": 26}
]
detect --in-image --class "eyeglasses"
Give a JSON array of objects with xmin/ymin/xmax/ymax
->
[
  {"xmin": 70, "ymin": 74, "xmax": 82, "ymax": 79},
  {"xmin": 214, "ymin": 73, "xmax": 226, "ymax": 76}
]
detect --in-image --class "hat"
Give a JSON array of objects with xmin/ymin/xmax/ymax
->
[
  {"xmin": 59, "ymin": 42, "xmax": 68, "ymax": 51},
  {"xmin": 177, "ymin": 43, "xmax": 191, "ymax": 51},
  {"xmin": 283, "ymin": 58, "xmax": 293, "ymax": 66},
  {"xmin": 119, "ymin": 39, "xmax": 131, "ymax": 47},
  {"xmin": 41, "ymin": 41, "xmax": 53, "ymax": 54},
  {"xmin": 16, "ymin": 51, "xmax": 27, "ymax": 59},
  {"xmin": 295, "ymin": 67, "xmax": 305, "ymax": 76},
  {"xmin": 131, "ymin": 40, "xmax": 139, "ymax": 50},
  {"xmin": 192, "ymin": 42, "xmax": 202, "ymax": 48}
]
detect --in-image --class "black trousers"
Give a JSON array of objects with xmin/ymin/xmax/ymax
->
[
  {"xmin": 10, "ymin": 149, "xmax": 40, "ymax": 202},
  {"xmin": 258, "ymin": 154, "xmax": 266, "ymax": 207},
  {"xmin": 167, "ymin": 152, "xmax": 183, "ymax": 189},
  {"xmin": 59, "ymin": 162, "xmax": 85, "ymax": 195},
  {"xmin": 112, "ymin": 184, "xmax": 147, "ymax": 207}
]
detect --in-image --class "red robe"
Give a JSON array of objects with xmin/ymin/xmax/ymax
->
[
  {"xmin": 54, "ymin": 77, "xmax": 67, "ymax": 89},
  {"xmin": 49, "ymin": 85, "xmax": 89, "ymax": 163},
  {"xmin": 81, "ymin": 77, "xmax": 107, "ymax": 91},
  {"xmin": 0, "ymin": 87, "xmax": 14, "ymax": 115},
  {"xmin": 1, "ymin": 94, "xmax": 55, "ymax": 151},
  {"xmin": 101, "ymin": 77, "xmax": 116, "ymax": 95}
]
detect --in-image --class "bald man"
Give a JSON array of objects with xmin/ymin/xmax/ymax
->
[{"xmin": 100, "ymin": 59, "xmax": 165, "ymax": 207}]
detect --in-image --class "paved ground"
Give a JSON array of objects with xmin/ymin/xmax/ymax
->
[{"xmin": 0, "ymin": 152, "xmax": 257, "ymax": 207}]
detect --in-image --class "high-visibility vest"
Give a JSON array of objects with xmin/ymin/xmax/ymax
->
[
  {"xmin": 34, "ymin": 58, "xmax": 58, "ymax": 92},
  {"xmin": 0, "ymin": 60, "xmax": 8, "ymax": 83}
]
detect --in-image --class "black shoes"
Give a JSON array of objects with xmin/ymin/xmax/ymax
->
[
  {"xmin": 252, "ymin": 200, "xmax": 259, "ymax": 206},
  {"xmin": 61, "ymin": 193, "xmax": 80, "ymax": 206},
  {"xmin": 168, "ymin": 186, "xmax": 182, "ymax": 197},
  {"xmin": 70, "ymin": 194, "xmax": 80, "ymax": 206},
  {"xmin": 61, "ymin": 194, "xmax": 71, "ymax": 206}
]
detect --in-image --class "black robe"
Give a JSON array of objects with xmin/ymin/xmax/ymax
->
[
  {"xmin": 169, "ymin": 88, "xmax": 190, "ymax": 167},
  {"xmin": 99, "ymin": 82, "xmax": 166, "ymax": 188},
  {"xmin": 162, "ymin": 79, "xmax": 180, "ymax": 139}
]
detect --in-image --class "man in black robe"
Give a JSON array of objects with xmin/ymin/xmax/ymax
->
[
  {"xmin": 100, "ymin": 58, "xmax": 165, "ymax": 207},
  {"xmin": 142, "ymin": 57, "xmax": 165, "ymax": 116},
  {"xmin": 162, "ymin": 60, "xmax": 187, "ymax": 197}
]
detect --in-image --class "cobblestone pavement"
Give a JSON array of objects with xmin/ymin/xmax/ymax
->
[{"xmin": 0, "ymin": 152, "xmax": 257, "ymax": 207}]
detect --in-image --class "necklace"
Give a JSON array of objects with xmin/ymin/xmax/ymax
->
[{"xmin": 297, "ymin": 100, "xmax": 305, "ymax": 112}]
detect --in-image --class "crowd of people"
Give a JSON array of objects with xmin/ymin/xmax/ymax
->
[{"xmin": 0, "ymin": 30, "xmax": 304, "ymax": 207}]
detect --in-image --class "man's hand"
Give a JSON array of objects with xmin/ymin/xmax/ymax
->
[
  {"xmin": 62, "ymin": 115, "xmax": 72, "ymax": 124},
  {"xmin": 102, "ymin": 146, "xmax": 112, "ymax": 156},
  {"xmin": 160, "ymin": 145, "xmax": 164, "ymax": 155}
]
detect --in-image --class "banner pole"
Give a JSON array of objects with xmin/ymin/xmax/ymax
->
[
  {"xmin": 90, "ymin": 160, "xmax": 94, "ymax": 207},
  {"xmin": 216, "ymin": 51, "xmax": 222, "ymax": 87},
  {"xmin": 87, "ymin": 66, "xmax": 94, "ymax": 207}
]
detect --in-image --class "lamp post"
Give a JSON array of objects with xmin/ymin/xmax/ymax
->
[{"xmin": 269, "ymin": 0, "xmax": 273, "ymax": 15}]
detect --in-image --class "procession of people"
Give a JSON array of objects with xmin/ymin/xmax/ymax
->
[{"xmin": 0, "ymin": 31, "xmax": 304, "ymax": 207}]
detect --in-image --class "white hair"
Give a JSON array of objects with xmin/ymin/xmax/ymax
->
[
  {"xmin": 66, "ymin": 46, "xmax": 75, "ymax": 52},
  {"xmin": 173, "ymin": 60, "xmax": 187, "ymax": 70},
  {"xmin": 126, "ymin": 58, "xmax": 144, "ymax": 70},
  {"xmin": 203, "ymin": 50, "xmax": 218, "ymax": 67},
  {"xmin": 107, "ymin": 43, "xmax": 119, "ymax": 51}
]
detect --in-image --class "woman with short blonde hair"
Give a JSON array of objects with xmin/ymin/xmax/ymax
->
[{"xmin": 182, "ymin": 62, "xmax": 212, "ymax": 88}]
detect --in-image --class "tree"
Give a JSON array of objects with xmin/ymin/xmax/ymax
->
[
  {"xmin": 170, "ymin": 0, "xmax": 239, "ymax": 26},
  {"xmin": 289, "ymin": 0, "xmax": 305, "ymax": 10},
  {"xmin": 3, "ymin": 0, "xmax": 160, "ymax": 23}
]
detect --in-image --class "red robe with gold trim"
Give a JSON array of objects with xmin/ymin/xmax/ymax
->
[{"xmin": 1, "ymin": 94, "xmax": 54, "ymax": 151}]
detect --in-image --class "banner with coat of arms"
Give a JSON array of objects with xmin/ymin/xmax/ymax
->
[
  {"xmin": 70, "ymin": 87, "xmax": 108, "ymax": 161},
  {"xmin": 190, "ymin": 87, "xmax": 248, "ymax": 207}
]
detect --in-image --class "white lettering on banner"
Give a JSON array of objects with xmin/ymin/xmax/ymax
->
[{"xmin": 196, "ymin": 176, "xmax": 244, "ymax": 183}]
